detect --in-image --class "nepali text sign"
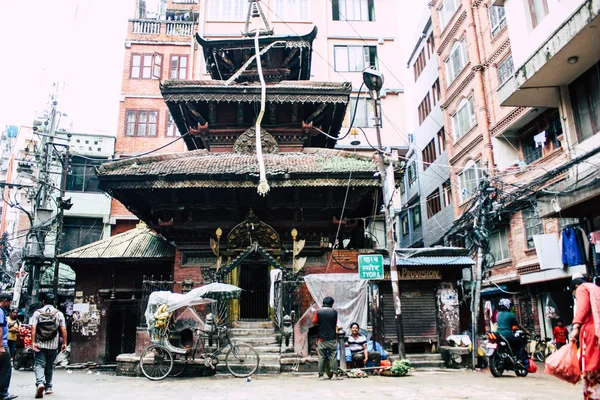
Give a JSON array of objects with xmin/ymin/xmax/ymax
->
[{"xmin": 358, "ymin": 254, "xmax": 384, "ymax": 280}]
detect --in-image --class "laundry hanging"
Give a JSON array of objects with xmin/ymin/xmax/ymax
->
[{"xmin": 561, "ymin": 226, "xmax": 588, "ymax": 267}]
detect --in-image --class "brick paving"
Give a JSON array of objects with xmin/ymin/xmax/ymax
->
[{"xmin": 7, "ymin": 365, "xmax": 581, "ymax": 400}]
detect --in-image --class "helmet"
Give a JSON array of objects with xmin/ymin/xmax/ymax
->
[{"xmin": 498, "ymin": 298, "xmax": 511, "ymax": 311}]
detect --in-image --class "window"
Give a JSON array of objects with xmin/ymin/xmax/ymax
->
[
  {"xmin": 445, "ymin": 38, "xmax": 467, "ymax": 84},
  {"xmin": 61, "ymin": 217, "xmax": 103, "ymax": 253},
  {"xmin": 490, "ymin": 227, "xmax": 510, "ymax": 263},
  {"xmin": 523, "ymin": 206, "xmax": 544, "ymax": 248},
  {"xmin": 332, "ymin": 0, "xmax": 375, "ymax": 21},
  {"xmin": 437, "ymin": 128, "xmax": 446, "ymax": 153},
  {"xmin": 274, "ymin": 0, "xmax": 309, "ymax": 21},
  {"xmin": 569, "ymin": 61, "xmax": 600, "ymax": 142},
  {"xmin": 497, "ymin": 55, "xmax": 514, "ymax": 86},
  {"xmin": 422, "ymin": 139, "xmax": 437, "ymax": 170},
  {"xmin": 426, "ymin": 189, "xmax": 442, "ymax": 218},
  {"xmin": 418, "ymin": 93, "xmax": 432, "ymax": 125},
  {"xmin": 335, "ymin": 45, "xmax": 377, "ymax": 72},
  {"xmin": 439, "ymin": 0, "xmax": 459, "ymax": 31},
  {"xmin": 131, "ymin": 53, "xmax": 163, "ymax": 79},
  {"xmin": 426, "ymin": 34, "xmax": 435, "ymax": 58},
  {"xmin": 442, "ymin": 180, "xmax": 452, "ymax": 207},
  {"xmin": 528, "ymin": 0, "xmax": 549, "ymax": 28},
  {"xmin": 412, "ymin": 205, "xmax": 422, "ymax": 228},
  {"xmin": 408, "ymin": 162, "xmax": 417, "ymax": 187},
  {"xmin": 413, "ymin": 49, "xmax": 426, "ymax": 81},
  {"xmin": 489, "ymin": 6, "xmax": 506, "ymax": 37},
  {"xmin": 349, "ymin": 97, "xmax": 374, "ymax": 128},
  {"xmin": 521, "ymin": 109, "xmax": 562, "ymax": 164},
  {"xmin": 126, "ymin": 110, "xmax": 159, "ymax": 137},
  {"xmin": 432, "ymin": 79, "xmax": 441, "ymax": 106},
  {"xmin": 458, "ymin": 160, "xmax": 481, "ymax": 202},
  {"xmin": 166, "ymin": 112, "xmax": 181, "ymax": 137},
  {"xmin": 207, "ymin": 0, "xmax": 245, "ymax": 20},
  {"xmin": 170, "ymin": 55, "xmax": 188, "ymax": 80},
  {"xmin": 401, "ymin": 214, "xmax": 409, "ymax": 236},
  {"xmin": 65, "ymin": 156, "xmax": 102, "ymax": 193},
  {"xmin": 452, "ymin": 97, "xmax": 476, "ymax": 140},
  {"xmin": 400, "ymin": 179, "xmax": 405, "ymax": 195}
]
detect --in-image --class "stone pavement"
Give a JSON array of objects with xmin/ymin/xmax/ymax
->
[{"xmin": 7, "ymin": 365, "xmax": 581, "ymax": 400}]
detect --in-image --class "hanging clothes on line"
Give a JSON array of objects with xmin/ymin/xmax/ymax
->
[{"xmin": 562, "ymin": 226, "xmax": 589, "ymax": 267}]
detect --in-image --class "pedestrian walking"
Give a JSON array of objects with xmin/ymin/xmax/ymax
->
[
  {"xmin": 7, "ymin": 310, "xmax": 19, "ymax": 359},
  {"xmin": 570, "ymin": 278, "xmax": 600, "ymax": 399},
  {"xmin": 31, "ymin": 293, "xmax": 67, "ymax": 399},
  {"xmin": 0, "ymin": 292, "xmax": 17, "ymax": 400},
  {"xmin": 552, "ymin": 319, "xmax": 568, "ymax": 350},
  {"xmin": 313, "ymin": 296, "xmax": 342, "ymax": 381}
]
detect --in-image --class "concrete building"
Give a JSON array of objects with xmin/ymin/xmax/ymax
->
[
  {"xmin": 493, "ymin": 0, "xmax": 600, "ymax": 338},
  {"xmin": 402, "ymin": 12, "xmax": 453, "ymax": 248},
  {"xmin": 112, "ymin": 0, "xmax": 407, "ymax": 234}
]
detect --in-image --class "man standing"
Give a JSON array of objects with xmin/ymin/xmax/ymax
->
[
  {"xmin": 552, "ymin": 319, "xmax": 568, "ymax": 350},
  {"xmin": 31, "ymin": 293, "xmax": 67, "ymax": 398},
  {"xmin": 347, "ymin": 322, "xmax": 381, "ymax": 368},
  {"xmin": 313, "ymin": 296, "xmax": 342, "ymax": 380},
  {"xmin": 0, "ymin": 292, "xmax": 17, "ymax": 400}
]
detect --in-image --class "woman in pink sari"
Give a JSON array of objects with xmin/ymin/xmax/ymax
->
[{"xmin": 570, "ymin": 278, "xmax": 600, "ymax": 399}]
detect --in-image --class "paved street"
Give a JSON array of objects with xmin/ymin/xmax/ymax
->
[{"xmin": 7, "ymin": 364, "xmax": 581, "ymax": 400}]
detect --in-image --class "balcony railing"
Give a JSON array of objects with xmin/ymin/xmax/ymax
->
[
  {"xmin": 129, "ymin": 19, "xmax": 196, "ymax": 36},
  {"xmin": 172, "ymin": 0, "xmax": 197, "ymax": 3}
]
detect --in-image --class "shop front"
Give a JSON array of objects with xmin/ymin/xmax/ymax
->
[{"xmin": 379, "ymin": 248, "xmax": 474, "ymax": 353}]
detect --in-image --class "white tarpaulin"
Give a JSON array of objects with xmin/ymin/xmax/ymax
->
[
  {"xmin": 144, "ymin": 289, "xmax": 217, "ymax": 329},
  {"xmin": 304, "ymin": 273, "xmax": 368, "ymax": 333}
]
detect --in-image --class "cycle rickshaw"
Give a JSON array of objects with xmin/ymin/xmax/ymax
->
[{"xmin": 140, "ymin": 283, "xmax": 259, "ymax": 380}]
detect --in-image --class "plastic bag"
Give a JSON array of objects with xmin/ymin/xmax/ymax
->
[
  {"xmin": 544, "ymin": 342, "xmax": 581, "ymax": 384},
  {"xmin": 528, "ymin": 358, "xmax": 537, "ymax": 373}
]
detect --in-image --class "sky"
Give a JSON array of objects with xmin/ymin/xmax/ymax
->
[{"xmin": 0, "ymin": 0, "xmax": 132, "ymax": 134}]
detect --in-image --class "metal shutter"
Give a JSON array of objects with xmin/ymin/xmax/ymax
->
[{"xmin": 381, "ymin": 282, "xmax": 438, "ymax": 342}]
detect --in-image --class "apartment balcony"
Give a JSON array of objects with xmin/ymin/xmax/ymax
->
[
  {"xmin": 499, "ymin": 0, "xmax": 600, "ymax": 107},
  {"xmin": 128, "ymin": 19, "xmax": 197, "ymax": 42}
]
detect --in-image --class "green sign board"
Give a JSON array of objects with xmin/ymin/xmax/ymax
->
[{"xmin": 358, "ymin": 254, "xmax": 384, "ymax": 280}]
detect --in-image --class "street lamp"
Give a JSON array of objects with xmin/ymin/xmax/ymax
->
[{"xmin": 362, "ymin": 68, "xmax": 406, "ymax": 358}]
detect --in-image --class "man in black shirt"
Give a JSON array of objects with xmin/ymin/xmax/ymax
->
[{"xmin": 313, "ymin": 296, "xmax": 342, "ymax": 380}]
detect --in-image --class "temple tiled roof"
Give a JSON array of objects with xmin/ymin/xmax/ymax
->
[
  {"xmin": 59, "ymin": 225, "xmax": 175, "ymax": 263},
  {"xmin": 160, "ymin": 80, "xmax": 352, "ymax": 104},
  {"xmin": 97, "ymin": 148, "xmax": 397, "ymax": 189}
]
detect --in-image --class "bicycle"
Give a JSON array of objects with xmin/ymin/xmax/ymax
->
[
  {"xmin": 531, "ymin": 335, "xmax": 556, "ymax": 362},
  {"xmin": 139, "ymin": 285, "xmax": 259, "ymax": 381},
  {"xmin": 140, "ymin": 325, "xmax": 259, "ymax": 380}
]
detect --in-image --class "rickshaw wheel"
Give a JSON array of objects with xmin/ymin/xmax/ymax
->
[
  {"xmin": 225, "ymin": 344, "xmax": 259, "ymax": 378},
  {"xmin": 139, "ymin": 345, "xmax": 173, "ymax": 381}
]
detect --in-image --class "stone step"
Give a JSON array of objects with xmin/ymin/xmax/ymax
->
[
  {"xmin": 229, "ymin": 328, "xmax": 277, "ymax": 336},
  {"xmin": 231, "ymin": 336, "xmax": 279, "ymax": 345},
  {"xmin": 408, "ymin": 359, "xmax": 446, "ymax": 369},
  {"xmin": 205, "ymin": 345, "xmax": 281, "ymax": 354},
  {"xmin": 231, "ymin": 321, "xmax": 273, "ymax": 329},
  {"xmin": 403, "ymin": 353, "xmax": 444, "ymax": 361},
  {"xmin": 216, "ymin": 353, "xmax": 280, "ymax": 362}
]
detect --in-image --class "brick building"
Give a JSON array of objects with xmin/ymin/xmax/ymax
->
[{"xmin": 428, "ymin": 0, "xmax": 598, "ymax": 337}]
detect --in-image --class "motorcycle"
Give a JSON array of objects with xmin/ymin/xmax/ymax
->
[{"xmin": 485, "ymin": 330, "xmax": 529, "ymax": 378}]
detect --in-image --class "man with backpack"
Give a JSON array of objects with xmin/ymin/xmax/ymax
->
[{"xmin": 31, "ymin": 293, "xmax": 67, "ymax": 398}]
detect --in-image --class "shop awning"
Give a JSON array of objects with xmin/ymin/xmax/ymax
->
[
  {"xmin": 480, "ymin": 285, "xmax": 508, "ymax": 296},
  {"xmin": 384, "ymin": 256, "xmax": 475, "ymax": 266},
  {"xmin": 520, "ymin": 264, "xmax": 587, "ymax": 285}
]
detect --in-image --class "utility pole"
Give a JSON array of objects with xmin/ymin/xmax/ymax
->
[
  {"xmin": 471, "ymin": 166, "xmax": 491, "ymax": 369},
  {"xmin": 363, "ymin": 68, "xmax": 406, "ymax": 358},
  {"xmin": 24, "ymin": 94, "xmax": 66, "ymax": 315},
  {"xmin": 52, "ymin": 147, "xmax": 70, "ymax": 298}
]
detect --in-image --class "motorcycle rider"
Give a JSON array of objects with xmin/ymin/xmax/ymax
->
[{"xmin": 495, "ymin": 298, "xmax": 529, "ymax": 363}]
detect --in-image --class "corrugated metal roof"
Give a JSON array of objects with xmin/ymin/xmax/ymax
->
[
  {"xmin": 59, "ymin": 226, "xmax": 175, "ymax": 262},
  {"xmin": 384, "ymin": 256, "xmax": 475, "ymax": 266}
]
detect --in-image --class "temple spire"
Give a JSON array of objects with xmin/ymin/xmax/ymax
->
[{"xmin": 243, "ymin": 0, "xmax": 273, "ymax": 37}]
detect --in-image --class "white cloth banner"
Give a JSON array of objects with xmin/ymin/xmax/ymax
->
[
  {"xmin": 304, "ymin": 273, "xmax": 368, "ymax": 333},
  {"xmin": 533, "ymin": 234, "xmax": 562, "ymax": 270}
]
